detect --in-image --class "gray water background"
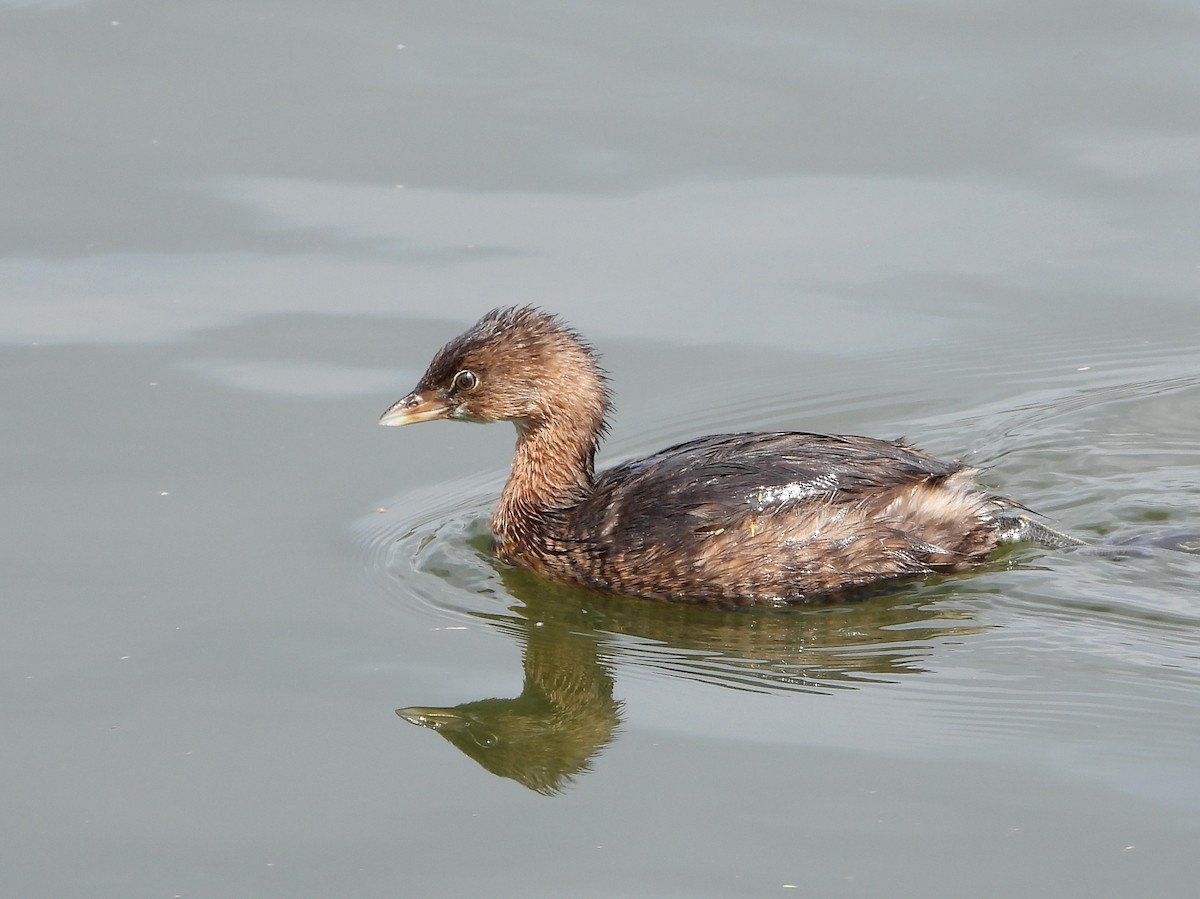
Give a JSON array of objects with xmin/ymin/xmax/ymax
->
[{"xmin": 4, "ymin": 1, "xmax": 1200, "ymax": 896}]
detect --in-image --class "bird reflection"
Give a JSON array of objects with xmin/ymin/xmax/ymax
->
[
  {"xmin": 399, "ymin": 585, "xmax": 622, "ymax": 796},
  {"xmin": 398, "ymin": 564, "xmax": 990, "ymax": 794}
]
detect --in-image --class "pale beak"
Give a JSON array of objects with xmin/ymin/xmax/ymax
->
[
  {"xmin": 379, "ymin": 390, "xmax": 451, "ymax": 426},
  {"xmin": 396, "ymin": 706, "xmax": 467, "ymax": 730}
]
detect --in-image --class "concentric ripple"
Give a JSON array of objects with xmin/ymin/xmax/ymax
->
[{"xmin": 356, "ymin": 469, "xmax": 507, "ymax": 624}]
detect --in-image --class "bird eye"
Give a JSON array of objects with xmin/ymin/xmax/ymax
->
[{"xmin": 452, "ymin": 369, "xmax": 479, "ymax": 392}]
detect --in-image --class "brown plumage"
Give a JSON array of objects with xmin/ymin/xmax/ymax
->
[{"xmin": 380, "ymin": 306, "xmax": 1032, "ymax": 605}]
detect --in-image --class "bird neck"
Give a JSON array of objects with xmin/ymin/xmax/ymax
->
[
  {"xmin": 491, "ymin": 388, "xmax": 608, "ymax": 549},
  {"xmin": 493, "ymin": 415, "xmax": 599, "ymax": 534}
]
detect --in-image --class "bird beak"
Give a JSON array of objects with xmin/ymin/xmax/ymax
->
[
  {"xmin": 379, "ymin": 390, "xmax": 451, "ymax": 426},
  {"xmin": 396, "ymin": 706, "xmax": 467, "ymax": 730}
]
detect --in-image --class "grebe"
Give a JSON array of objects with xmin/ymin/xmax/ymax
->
[{"xmin": 380, "ymin": 307, "xmax": 1068, "ymax": 604}]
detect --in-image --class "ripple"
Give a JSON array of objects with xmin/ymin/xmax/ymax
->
[{"xmin": 356, "ymin": 470, "xmax": 506, "ymax": 624}]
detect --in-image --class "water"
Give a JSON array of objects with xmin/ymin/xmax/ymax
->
[{"xmin": 4, "ymin": 1, "xmax": 1200, "ymax": 897}]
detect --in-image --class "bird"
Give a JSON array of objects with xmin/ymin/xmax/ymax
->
[{"xmin": 380, "ymin": 306, "xmax": 1075, "ymax": 605}]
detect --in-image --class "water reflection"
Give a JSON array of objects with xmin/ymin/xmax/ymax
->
[
  {"xmin": 398, "ymin": 580, "xmax": 622, "ymax": 796},
  {"xmin": 397, "ymin": 565, "xmax": 987, "ymax": 794}
]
